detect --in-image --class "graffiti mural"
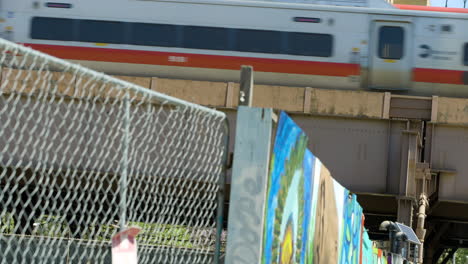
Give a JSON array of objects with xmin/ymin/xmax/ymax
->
[
  {"xmin": 312, "ymin": 165, "xmax": 340, "ymax": 264},
  {"xmin": 373, "ymin": 248, "xmax": 388, "ymax": 264},
  {"xmin": 339, "ymin": 193, "xmax": 364, "ymax": 264},
  {"xmin": 261, "ymin": 111, "xmax": 375, "ymax": 264},
  {"xmin": 262, "ymin": 111, "xmax": 314, "ymax": 264},
  {"xmin": 361, "ymin": 231, "xmax": 374, "ymax": 264}
]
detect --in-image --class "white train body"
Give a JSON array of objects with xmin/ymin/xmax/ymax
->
[{"xmin": 1, "ymin": 0, "xmax": 468, "ymax": 97}]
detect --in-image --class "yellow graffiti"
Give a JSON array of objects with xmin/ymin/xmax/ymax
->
[{"xmin": 280, "ymin": 220, "xmax": 294, "ymax": 264}]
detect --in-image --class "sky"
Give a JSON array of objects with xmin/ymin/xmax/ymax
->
[{"xmin": 430, "ymin": 0, "xmax": 466, "ymax": 8}]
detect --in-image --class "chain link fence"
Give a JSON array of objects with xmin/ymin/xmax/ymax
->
[{"xmin": 0, "ymin": 38, "xmax": 228, "ymax": 263}]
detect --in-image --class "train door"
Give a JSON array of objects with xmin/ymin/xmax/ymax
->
[{"xmin": 369, "ymin": 21, "xmax": 412, "ymax": 90}]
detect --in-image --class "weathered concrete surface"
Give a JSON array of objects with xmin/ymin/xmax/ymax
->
[
  {"xmin": 253, "ymin": 85, "xmax": 305, "ymax": 112},
  {"xmin": 114, "ymin": 75, "xmax": 387, "ymax": 118},
  {"xmin": 150, "ymin": 77, "xmax": 228, "ymax": 107},
  {"xmin": 1, "ymin": 69, "xmax": 76, "ymax": 96},
  {"xmin": 110, "ymin": 76, "xmax": 468, "ymax": 127},
  {"xmin": 114, "ymin": 75, "xmax": 152, "ymax": 90},
  {"xmin": 308, "ymin": 88, "xmax": 385, "ymax": 118},
  {"xmin": 435, "ymin": 97, "xmax": 468, "ymax": 125}
]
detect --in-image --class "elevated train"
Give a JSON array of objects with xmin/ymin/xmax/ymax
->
[{"xmin": 1, "ymin": 0, "xmax": 468, "ymax": 97}]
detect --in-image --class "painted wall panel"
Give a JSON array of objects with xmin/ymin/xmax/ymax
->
[{"xmin": 261, "ymin": 111, "xmax": 371, "ymax": 264}]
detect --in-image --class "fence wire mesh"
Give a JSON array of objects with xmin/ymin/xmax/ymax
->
[{"xmin": 0, "ymin": 39, "xmax": 228, "ymax": 264}]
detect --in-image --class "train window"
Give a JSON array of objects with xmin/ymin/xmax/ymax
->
[
  {"xmin": 235, "ymin": 29, "xmax": 281, "ymax": 54},
  {"xmin": 287, "ymin": 32, "xmax": 333, "ymax": 57},
  {"xmin": 183, "ymin": 26, "xmax": 229, "ymax": 50},
  {"xmin": 31, "ymin": 17, "xmax": 76, "ymax": 41},
  {"xmin": 31, "ymin": 17, "xmax": 334, "ymax": 58},
  {"xmin": 464, "ymin": 43, "xmax": 468, "ymax": 66},
  {"xmin": 378, "ymin": 26, "xmax": 404, "ymax": 60},
  {"xmin": 79, "ymin": 20, "xmax": 125, "ymax": 44},
  {"xmin": 130, "ymin": 23, "xmax": 178, "ymax": 47}
]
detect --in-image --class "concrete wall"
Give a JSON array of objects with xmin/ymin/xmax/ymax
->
[
  {"xmin": 114, "ymin": 76, "xmax": 387, "ymax": 119},
  {"xmin": 435, "ymin": 97, "xmax": 468, "ymax": 125}
]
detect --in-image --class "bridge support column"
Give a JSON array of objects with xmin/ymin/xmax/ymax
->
[
  {"xmin": 397, "ymin": 197, "xmax": 414, "ymax": 227},
  {"xmin": 397, "ymin": 129, "xmax": 419, "ymax": 227}
]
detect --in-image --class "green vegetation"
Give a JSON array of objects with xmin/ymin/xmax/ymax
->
[
  {"xmin": 0, "ymin": 212, "xmax": 14, "ymax": 234},
  {"xmin": 0, "ymin": 213, "xmax": 217, "ymax": 249},
  {"xmin": 129, "ymin": 222, "xmax": 195, "ymax": 248},
  {"xmin": 438, "ymin": 248, "xmax": 468, "ymax": 264},
  {"xmin": 34, "ymin": 215, "xmax": 71, "ymax": 238}
]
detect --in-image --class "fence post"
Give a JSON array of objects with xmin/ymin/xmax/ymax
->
[
  {"xmin": 119, "ymin": 91, "xmax": 131, "ymax": 231},
  {"xmin": 214, "ymin": 119, "xmax": 230, "ymax": 264},
  {"xmin": 239, "ymin": 66, "xmax": 254, "ymax": 107},
  {"xmin": 225, "ymin": 107, "xmax": 274, "ymax": 264}
]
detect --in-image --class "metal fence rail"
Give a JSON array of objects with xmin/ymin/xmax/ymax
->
[{"xmin": 0, "ymin": 38, "xmax": 228, "ymax": 263}]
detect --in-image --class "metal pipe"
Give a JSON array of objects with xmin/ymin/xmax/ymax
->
[
  {"xmin": 214, "ymin": 117, "xmax": 230, "ymax": 264},
  {"xmin": 119, "ymin": 94, "xmax": 130, "ymax": 231},
  {"xmin": 416, "ymin": 193, "xmax": 428, "ymax": 264},
  {"xmin": 395, "ymin": 231, "xmax": 408, "ymax": 256},
  {"xmin": 380, "ymin": 220, "xmax": 398, "ymax": 253}
]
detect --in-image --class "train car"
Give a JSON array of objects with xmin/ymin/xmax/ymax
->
[{"xmin": 0, "ymin": 0, "xmax": 468, "ymax": 97}]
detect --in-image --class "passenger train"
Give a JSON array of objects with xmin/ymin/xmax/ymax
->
[{"xmin": 1, "ymin": 0, "xmax": 468, "ymax": 97}]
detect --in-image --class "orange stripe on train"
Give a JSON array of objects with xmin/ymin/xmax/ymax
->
[
  {"xmin": 413, "ymin": 68, "xmax": 463, "ymax": 85},
  {"xmin": 24, "ymin": 43, "xmax": 359, "ymax": 77}
]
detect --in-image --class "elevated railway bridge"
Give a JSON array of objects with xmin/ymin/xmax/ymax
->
[{"xmin": 115, "ymin": 74, "xmax": 468, "ymax": 263}]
